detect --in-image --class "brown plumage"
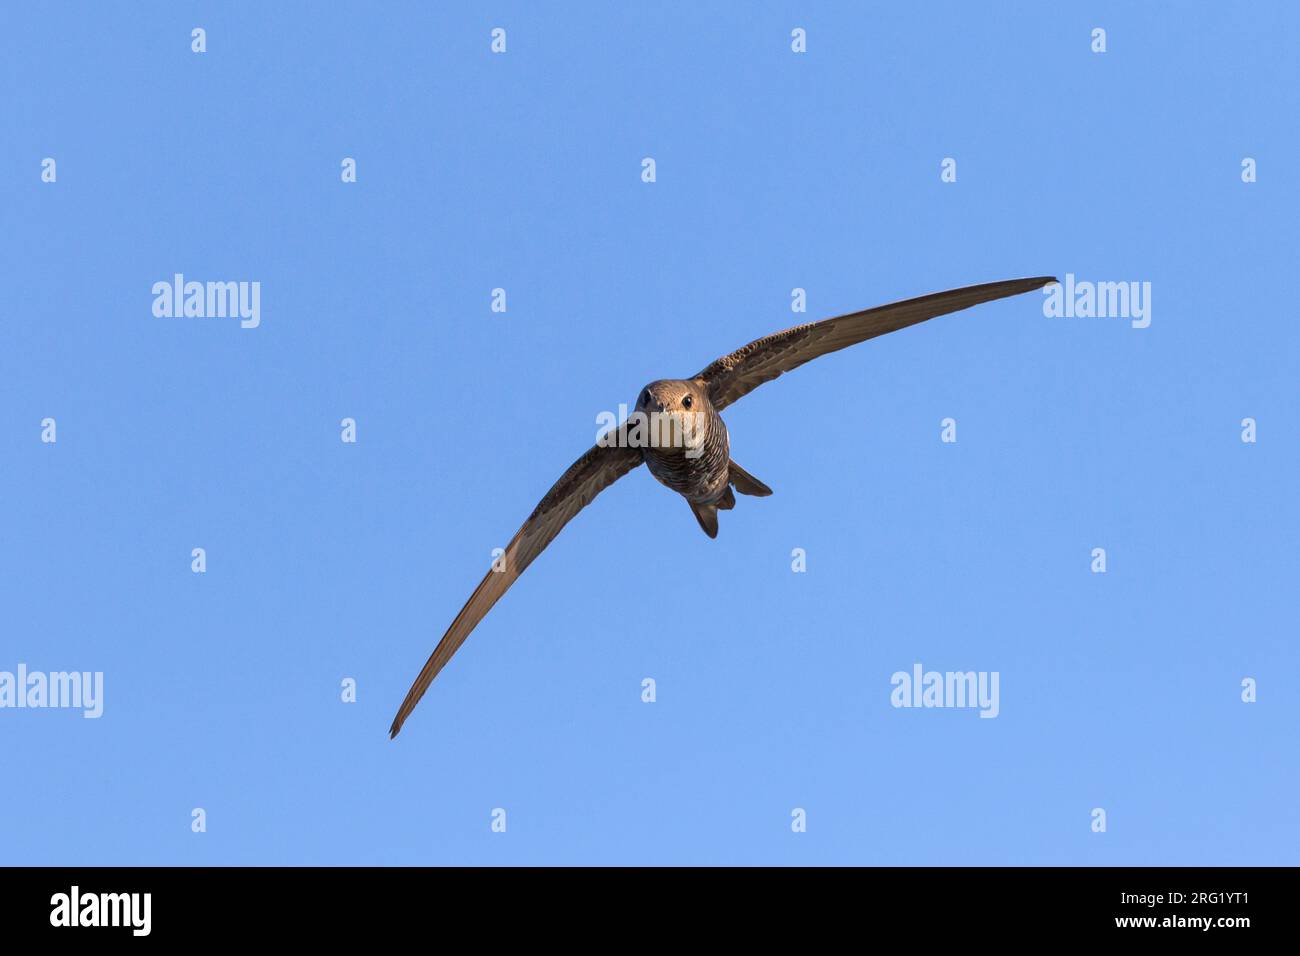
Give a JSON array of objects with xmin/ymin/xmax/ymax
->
[{"xmin": 389, "ymin": 276, "xmax": 1056, "ymax": 737}]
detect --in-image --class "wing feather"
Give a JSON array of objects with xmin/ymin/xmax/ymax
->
[
  {"xmin": 696, "ymin": 277, "xmax": 1056, "ymax": 411},
  {"xmin": 389, "ymin": 433, "xmax": 642, "ymax": 737}
]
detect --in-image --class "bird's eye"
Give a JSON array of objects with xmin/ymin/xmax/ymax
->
[
  {"xmin": 641, "ymin": 390, "xmax": 651, "ymax": 406},
  {"xmin": 682, "ymin": 395, "xmax": 693, "ymax": 409}
]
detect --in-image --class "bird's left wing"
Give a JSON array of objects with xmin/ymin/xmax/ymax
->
[
  {"xmin": 695, "ymin": 277, "xmax": 1057, "ymax": 411},
  {"xmin": 390, "ymin": 431, "xmax": 643, "ymax": 737}
]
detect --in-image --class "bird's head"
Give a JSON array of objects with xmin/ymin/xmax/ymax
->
[
  {"xmin": 634, "ymin": 379, "xmax": 710, "ymax": 454},
  {"xmin": 636, "ymin": 379, "xmax": 707, "ymax": 416}
]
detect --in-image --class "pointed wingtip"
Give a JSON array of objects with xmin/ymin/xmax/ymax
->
[{"xmin": 1010, "ymin": 276, "xmax": 1058, "ymax": 298}]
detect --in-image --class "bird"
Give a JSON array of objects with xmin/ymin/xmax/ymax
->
[{"xmin": 390, "ymin": 276, "xmax": 1056, "ymax": 737}]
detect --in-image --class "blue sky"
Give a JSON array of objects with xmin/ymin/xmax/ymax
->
[{"xmin": 2, "ymin": 2, "xmax": 1296, "ymax": 865}]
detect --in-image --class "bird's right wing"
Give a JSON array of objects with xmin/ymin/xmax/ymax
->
[
  {"xmin": 390, "ymin": 430, "xmax": 643, "ymax": 738},
  {"xmin": 695, "ymin": 277, "xmax": 1057, "ymax": 411}
]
